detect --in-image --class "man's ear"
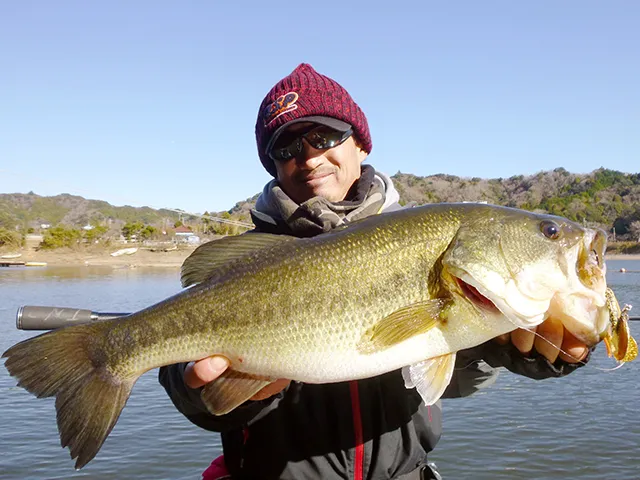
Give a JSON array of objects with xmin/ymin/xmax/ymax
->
[
  {"xmin": 354, "ymin": 139, "xmax": 369, "ymax": 164},
  {"xmin": 358, "ymin": 148, "xmax": 368, "ymax": 164}
]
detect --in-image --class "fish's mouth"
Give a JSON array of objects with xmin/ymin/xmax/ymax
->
[
  {"xmin": 546, "ymin": 228, "xmax": 610, "ymax": 345},
  {"xmin": 576, "ymin": 228, "xmax": 607, "ymax": 292},
  {"xmin": 456, "ymin": 277, "xmax": 500, "ymax": 313}
]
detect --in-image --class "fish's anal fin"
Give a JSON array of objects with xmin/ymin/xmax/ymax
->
[
  {"xmin": 402, "ymin": 353, "xmax": 456, "ymax": 406},
  {"xmin": 357, "ymin": 299, "xmax": 449, "ymax": 354},
  {"xmin": 201, "ymin": 370, "xmax": 272, "ymax": 415}
]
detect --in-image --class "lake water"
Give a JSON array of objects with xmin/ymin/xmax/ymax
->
[{"xmin": 1, "ymin": 261, "xmax": 639, "ymax": 480}]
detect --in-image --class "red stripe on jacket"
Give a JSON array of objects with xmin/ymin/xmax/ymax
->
[{"xmin": 349, "ymin": 381, "xmax": 364, "ymax": 480}]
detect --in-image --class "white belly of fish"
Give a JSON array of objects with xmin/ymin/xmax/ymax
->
[{"xmin": 227, "ymin": 313, "xmax": 518, "ymax": 383}]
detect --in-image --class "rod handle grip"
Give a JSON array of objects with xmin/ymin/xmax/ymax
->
[{"xmin": 17, "ymin": 306, "xmax": 128, "ymax": 330}]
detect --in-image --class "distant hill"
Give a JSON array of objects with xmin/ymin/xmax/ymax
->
[
  {"xmin": 0, "ymin": 192, "xmax": 257, "ymax": 239},
  {"xmin": 393, "ymin": 168, "xmax": 640, "ymax": 228},
  {"xmin": 2, "ymin": 168, "xmax": 640, "ymax": 240},
  {"xmin": 0, "ymin": 192, "xmax": 182, "ymax": 230}
]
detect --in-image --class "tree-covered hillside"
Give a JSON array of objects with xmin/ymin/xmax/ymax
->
[
  {"xmin": 2, "ymin": 168, "xmax": 640, "ymax": 244},
  {"xmin": 230, "ymin": 168, "xmax": 640, "ymax": 239},
  {"xmin": 0, "ymin": 192, "xmax": 182, "ymax": 230}
]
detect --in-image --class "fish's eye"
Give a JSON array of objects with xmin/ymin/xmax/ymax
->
[{"xmin": 540, "ymin": 220, "xmax": 561, "ymax": 240}]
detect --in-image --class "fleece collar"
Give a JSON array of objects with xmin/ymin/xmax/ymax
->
[{"xmin": 251, "ymin": 165, "xmax": 400, "ymax": 237}]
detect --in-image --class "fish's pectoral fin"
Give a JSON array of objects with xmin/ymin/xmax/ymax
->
[
  {"xmin": 357, "ymin": 299, "xmax": 449, "ymax": 354},
  {"xmin": 201, "ymin": 370, "xmax": 273, "ymax": 415},
  {"xmin": 181, "ymin": 232, "xmax": 298, "ymax": 287},
  {"xmin": 402, "ymin": 353, "xmax": 456, "ymax": 406}
]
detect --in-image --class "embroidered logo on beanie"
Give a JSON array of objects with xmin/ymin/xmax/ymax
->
[{"xmin": 263, "ymin": 92, "xmax": 299, "ymax": 126}]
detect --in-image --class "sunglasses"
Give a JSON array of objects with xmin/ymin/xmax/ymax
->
[{"xmin": 268, "ymin": 125, "xmax": 353, "ymax": 162}]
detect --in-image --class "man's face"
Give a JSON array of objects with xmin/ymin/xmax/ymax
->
[{"xmin": 272, "ymin": 123, "xmax": 368, "ymax": 204}]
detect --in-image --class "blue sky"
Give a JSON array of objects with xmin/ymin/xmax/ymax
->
[{"xmin": 1, "ymin": 2, "xmax": 638, "ymax": 213}]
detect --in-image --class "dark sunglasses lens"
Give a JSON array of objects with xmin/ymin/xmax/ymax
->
[
  {"xmin": 270, "ymin": 137, "xmax": 302, "ymax": 162},
  {"xmin": 305, "ymin": 127, "xmax": 349, "ymax": 149},
  {"xmin": 270, "ymin": 147, "xmax": 292, "ymax": 161},
  {"xmin": 268, "ymin": 125, "xmax": 352, "ymax": 161}
]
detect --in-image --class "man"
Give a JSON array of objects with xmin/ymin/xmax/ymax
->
[{"xmin": 160, "ymin": 64, "xmax": 590, "ymax": 479}]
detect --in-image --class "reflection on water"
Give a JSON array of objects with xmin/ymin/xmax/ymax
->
[{"xmin": 0, "ymin": 261, "xmax": 639, "ymax": 479}]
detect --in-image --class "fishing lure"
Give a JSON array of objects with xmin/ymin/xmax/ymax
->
[{"xmin": 604, "ymin": 288, "xmax": 638, "ymax": 363}]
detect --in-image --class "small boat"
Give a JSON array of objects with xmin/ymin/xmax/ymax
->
[
  {"xmin": 24, "ymin": 262, "xmax": 47, "ymax": 267},
  {"xmin": 110, "ymin": 247, "xmax": 139, "ymax": 257},
  {"xmin": 1, "ymin": 253, "xmax": 22, "ymax": 259},
  {"xmin": 0, "ymin": 261, "xmax": 25, "ymax": 267}
]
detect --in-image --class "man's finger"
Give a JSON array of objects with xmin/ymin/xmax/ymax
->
[
  {"xmin": 558, "ymin": 329, "xmax": 589, "ymax": 363},
  {"xmin": 534, "ymin": 317, "xmax": 563, "ymax": 363},
  {"xmin": 184, "ymin": 356, "xmax": 230, "ymax": 389},
  {"xmin": 511, "ymin": 327, "xmax": 537, "ymax": 355},
  {"xmin": 251, "ymin": 379, "xmax": 291, "ymax": 401}
]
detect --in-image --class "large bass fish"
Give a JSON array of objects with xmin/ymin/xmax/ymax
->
[{"xmin": 3, "ymin": 203, "xmax": 617, "ymax": 468}]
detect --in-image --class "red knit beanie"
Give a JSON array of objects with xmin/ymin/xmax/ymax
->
[{"xmin": 255, "ymin": 63, "xmax": 372, "ymax": 177}]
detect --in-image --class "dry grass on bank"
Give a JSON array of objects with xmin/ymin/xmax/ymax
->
[{"xmin": 1, "ymin": 244, "xmax": 197, "ymax": 268}]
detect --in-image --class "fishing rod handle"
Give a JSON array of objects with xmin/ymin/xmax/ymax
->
[
  {"xmin": 14, "ymin": 305, "xmax": 640, "ymax": 331},
  {"xmin": 17, "ymin": 306, "xmax": 129, "ymax": 330}
]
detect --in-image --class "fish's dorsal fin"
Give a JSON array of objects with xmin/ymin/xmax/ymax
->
[
  {"xmin": 200, "ymin": 369, "xmax": 273, "ymax": 415},
  {"xmin": 181, "ymin": 232, "xmax": 298, "ymax": 287},
  {"xmin": 356, "ymin": 299, "xmax": 449, "ymax": 354},
  {"xmin": 402, "ymin": 353, "xmax": 456, "ymax": 405}
]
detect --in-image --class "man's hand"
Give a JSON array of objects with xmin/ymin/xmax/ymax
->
[
  {"xmin": 495, "ymin": 317, "xmax": 589, "ymax": 364},
  {"xmin": 184, "ymin": 355, "xmax": 291, "ymax": 400}
]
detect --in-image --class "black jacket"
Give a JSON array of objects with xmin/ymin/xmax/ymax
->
[{"xmin": 159, "ymin": 168, "xmax": 586, "ymax": 479}]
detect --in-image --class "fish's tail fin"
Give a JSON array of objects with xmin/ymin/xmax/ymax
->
[{"xmin": 2, "ymin": 325, "xmax": 136, "ymax": 469}]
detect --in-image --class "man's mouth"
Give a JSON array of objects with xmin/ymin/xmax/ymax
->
[{"xmin": 299, "ymin": 168, "xmax": 335, "ymax": 184}]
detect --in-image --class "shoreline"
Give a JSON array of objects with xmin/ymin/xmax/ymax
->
[
  {"xmin": 0, "ymin": 247, "xmax": 197, "ymax": 268},
  {"xmin": 603, "ymin": 254, "xmax": 640, "ymax": 261},
  {"xmin": 1, "ymin": 248, "xmax": 639, "ymax": 268}
]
